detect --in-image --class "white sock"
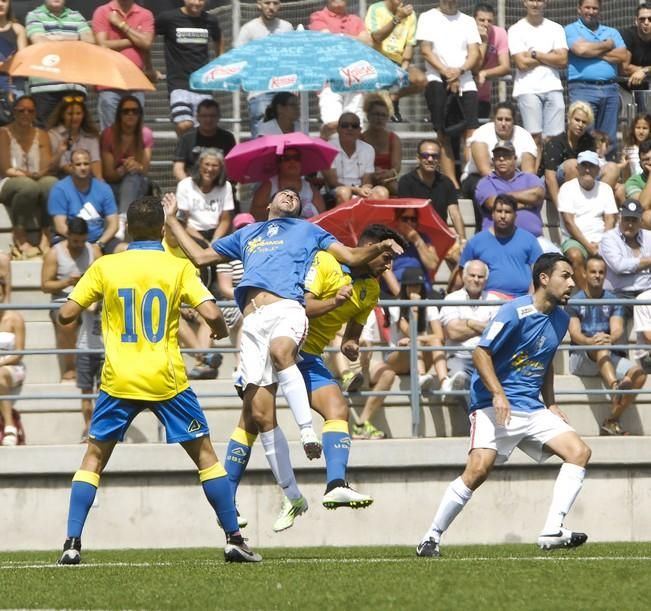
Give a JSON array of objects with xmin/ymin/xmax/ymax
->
[
  {"xmin": 277, "ymin": 365, "xmax": 313, "ymax": 430},
  {"xmin": 541, "ymin": 463, "xmax": 585, "ymax": 535},
  {"xmin": 259, "ymin": 427, "xmax": 302, "ymax": 501},
  {"xmin": 424, "ymin": 477, "xmax": 473, "ymax": 543}
]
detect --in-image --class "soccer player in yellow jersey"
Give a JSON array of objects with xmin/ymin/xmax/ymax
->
[
  {"xmin": 57, "ymin": 196, "xmax": 261, "ymax": 565},
  {"xmin": 223, "ymin": 224, "xmax": 405, "ymax": 519}
]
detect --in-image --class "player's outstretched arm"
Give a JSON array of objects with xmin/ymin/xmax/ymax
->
[
  {"xmin": 163, "ymin": 193, "xmax": 225, "ymax": 267},
  {"xmin": 304, "ymin": 284, "xmax": 353, "ymax": 319},
  {"xmin": 195, "ymin": 299, "xmax": 228, "ymax": 340},
  {"xmin": 58, "ymin": 299, "xmax": 84, "ymax": 326},
  {"xmin": 341, "ymin": 320, "xmax": 364, "ymax": 361},
  {"xmin": 327, "ymin": 239, "xmax": 403, "ymax": 268}
]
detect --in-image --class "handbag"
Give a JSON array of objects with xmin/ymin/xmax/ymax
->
[{"xmin": 443, "ymin": 92, "xmax": 466, "ymax": 137}]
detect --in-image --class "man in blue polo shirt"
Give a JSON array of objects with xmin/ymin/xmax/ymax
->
[
  {"xmin": 565, "ymin": 0, "xmax": 628, "ymax": 159},
  {"xmin": 48, "ymin": 149, "xmax": 125, "ymax": 255}
]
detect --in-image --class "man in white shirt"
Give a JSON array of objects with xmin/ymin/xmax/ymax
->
[
  {"xmin": 508, "ymin": 0, "xmax": 568, "ymax": 152},
  {"xmin": 558, "ymin": 150, "xmax": 618, "ymax": 290},
  {"xmin": 416, "ymin": 0, "xmax": 481, "ymax": 189}
]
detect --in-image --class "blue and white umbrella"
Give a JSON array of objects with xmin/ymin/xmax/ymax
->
[{"xmin": 190, "ymin": 30, "xmax": 409, "ymax": 93}]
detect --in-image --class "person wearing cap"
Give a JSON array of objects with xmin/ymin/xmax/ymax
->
[
  {"xmin": 459, "ymin": 102, "xmax": 537, "ymax": 232},
  {"xmin": 558, "ymin": 149, "xmax": 618, "ymax": 290},
  {"xmin": 567, "ymin": 253, "xmax": 647, "ymax": 436},
  {"xmin": 474, "ymin": 140, "xmax": 551, "ymax": 250},
  {"xmin": 624, "ymin": 140, "xmax": 651, "ymax": 229}
]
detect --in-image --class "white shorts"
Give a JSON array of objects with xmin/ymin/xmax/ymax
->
[
  {"xmin": 1, "ymin": 363, "xmax": 25, "ymax": 388},
  {"xmin": 239, "ymin": 300, "xmax": 308, "ymax": 388},
  {"xmin": 170, "ymin": 89, "xmax": 213, "ymax": 125},
  {"xmin": 318, "ymin": 85, "xmax": 364, "ymax": 124},
  {"xmin": 469, "ymin": 405, "xmax": 574, "ymax": 465}
]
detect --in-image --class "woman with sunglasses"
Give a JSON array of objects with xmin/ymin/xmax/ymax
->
[
  {"xmin": 257, "ymin": 92, "xmax": 300, "ymax": 136},
  {"xmin": 0, "ymin": 95, "xmax": 57, "ymax": 258},
  {"xmin": 100, "ymin": 96, "xmax": 153, "ymax": 238},
  {"xmin": 175, "ymin": 148, "xmax": 234, "ymax": 243},
  {"xmin": 249, "ymin": 147, "xmax": 325, "ymax": 221},
  {"xmin": 47, "ymin": 95, "xmax": 102, "ymax": 179},
  {"xmin": 361, "ymin": 94, "xmax": 402, "ymax": 196},
  {"xmin": 0, "ymin": 0, "xmax": 26, "ymax": 104}
]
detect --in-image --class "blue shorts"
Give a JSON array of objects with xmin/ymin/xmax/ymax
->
[
  {"xmin": 89, "ymin": 387, "xmax": 209, "ymax": 444},
  {"xmin": 297, "ymin": 352, "xmax": 338, "ymax": 393}
]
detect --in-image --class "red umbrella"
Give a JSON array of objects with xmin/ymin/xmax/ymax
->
[
  {"xmin": 224, "ymin": 132, "xmax": 339, "ymax": 183},
  {"xmin": 310, "ymin": 198, "xmax": 456, "ymax": 274}
]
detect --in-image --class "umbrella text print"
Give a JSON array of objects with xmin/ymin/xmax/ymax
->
[
  {"xmin": 201, "ymin": 61, "xmax": 247, "ymax": 84},
  {"xmin": 339, "ymin": 61, "xmax": 378, "ymax": 88}
]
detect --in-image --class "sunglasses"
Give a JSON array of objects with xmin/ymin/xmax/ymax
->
[
  {"xmin": 639, "ymin": 16, "xmax": 651, "ymax": 22},
  {"xmin": 63, "ymin": 95, "xmax": 85, "ymax": 104},
  {"xmin": 120, "ymin": 107, "xmax": 141, "ymax": 115},
  {"xmin": 280, "ymin": 153, "xmax": 301, "ymax": 162},
  {"xmin": 400, "ymin": 216, "xmax": 418, "ymax": 223},
  {"xmin": 14, "ymin": 107, "xmax": 35, "ymax": 114},
  {"xmin": 339, "ymin": 121, "xmax": 360, "ymax": 129},
  {"xmin": 419, "ymin": 152, "xmax": 440, "ymax": 160}
]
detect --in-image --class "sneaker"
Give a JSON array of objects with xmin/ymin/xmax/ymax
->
[
  {"xmin": 224, "ymin": 534, "xmax": 262, "ymax": 563},
  {"xmin": 390, "ymin": 110, "xmax": 403, "ymax": 123},
  {"xmin": 352, "ymin": 420, "xmax": 385, "ymax": 440},
  {"xmin": 322, "ymin": 484, "xmax": 373, "ymax": 510},
  {"xmin": 187, "ymin": 365, "xmax": 218, "ymax": 380},
  {"xmin": 419, "ymin": 373, "xmax": 437, "ymax": 396},
  {"xmin": 58, "ymin": 537, "xmax": 81, "ymax": 565},
  {"xmin": 273, "ymin": 495, "xmax": 308, "ymax": 532},
  {"xmin": 416, "ymin": 538, "xmax": 440, "ymax": 558},
  {"xmin": 341, "ymin": 370, "xmax": 364, "ymax": 393},
  {"xmin": 2, "ymin": 425, "xmax": 18, "ymax": 446},
  {"xmin": 600, "ymin": 419, "xmax": 629, "ymax": 436},
  {"xmin": 300, "ymin": 427, "xmax": 322, "ymax": 460},
  {"xmin": 204, "ymin": 352, "xmax": 223, "ymax": 372},
  {"xmin": 537, "ymin": 528, "xmax": 588, "ymax": 550},
  {"xmin": 443, "ymin": 371, "xmax": 469, "ymax": 404}
]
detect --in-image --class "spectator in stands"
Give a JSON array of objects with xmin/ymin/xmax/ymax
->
[
  {"xmin": 100, "ymin": 95, "xmax": 153, "ymax": 239},
  {"xmin": 473, "ymin": 3, "xmax": 510, "ymax": 121},
  {"xmin": 440, "ymin": 259, "xmax": 500, "ymax": 407},
  {"xmin": 250, "ymin": 147, "xmax": 326, "ymax": 220},
  {"xmin": 172, "ymin": 99, "xmax": 236, "ymax": 182},
  {"xmin": 0, "ymin": 252, "xmax": 10, "ymax": 303},
  {"xmin": 364, "ymin": 0, "xmax": 426, "ymax": 123},
  {"xmin": 92, "ymin": 0, "xmax": 155, "ymax": 131},
  {"xmin": 48, "ymin": 149, "xmax": 124, "ymax": 256},
  {"xmin": 0, "ymin": 275, "xmax": 25, "ymax": 446},
  {"xmin": 0, "ymin": 0, "xmax": 27, "ymax": 102},
  {"xmin": 216, "ymin": 212, "xmax": 255, "ymax": 374},
  {"xmin": 565, "ymin": 0, "xmax": 627, "ymax": 159},
  {"xmin": 175, "ymin": 148, "xmax": 234, "ymax": 243},
  {"xmin": 236, "ymin": 0, "xmax": 293, "ymax": 138},
  {"xmin": 156, "ymin": 0, "xmax": 222, "ymax": 136},
  {"xmin": 41, "ymin": 217, "xmax": 94, "ymax": 382},
  {"xmin": 474, "ymin": 140, "xmax": 555, "ymax": 252},
  {"xmin": 257, "ymin": 92, "xmax": 300, "ymax": 136},
  {"xmin": 624, "ymin": 140, "xmax": 651, "ymax": 228},
  {"xmin": 361, "ymin": 94, "xmax": 401, "ymax": 196},
  {"xmin": 567, "ymin": 254, "xmax": 646, "ymax": 437},
  {"xmin": 460, "ymin": 101, "xmax": 537, "ymax": 231},
  {"xmin": 457, "ymin": 194, "xmax": 542, "ymax": 297},
  {"xmin": 0, "ymin": 95, "xmax": 57, "ymax": 259},
  {"xmin": 398, "ymin": 139, "xmax": 465, "ymax": 248},
  {"xmin": 633, "ymin": 284, "xmax": 651, "ymax": 374},
  {"xmin": 622, "ymin": 114, "xmax": 651, "ymax": 180},
  {"xmin": 558, "ymin": 150, "xmax": 618, "ymax": 290},
  {"xmin": 620, "ymin": 3, "xmax": 651, "ymax": 115},
  {"xmin": 323, "ymin": 112, "xmax": 389, "ymax": 205},
  {"xmin": 309, "ymin": 0, "xmax": 366, "ymax": 138},
  {"xmin": 508, "ymin": 0, "xmax": 567, "ymax": 154},
  {"xmin": 25, "ymin": 0, "xmax": 95, "ymax": 127},
  {"xmin": 47, "ymin": 95, "xmax": 102, "ymax": 179},
  {"xmin": 417, "ymin": 0, "xmax": 481, "ymax": 191},
  {"xmin": 600, "ymin": 200, "xmax": 651, "ymax": 305}
]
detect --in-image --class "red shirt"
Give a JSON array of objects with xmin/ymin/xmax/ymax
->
[{"xmin": 309, "ymin": 8, "xmax": 366, "ymax": 36}]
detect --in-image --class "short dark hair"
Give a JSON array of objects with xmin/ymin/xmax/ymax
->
[
  {"xmin": 416, "ymin": 138, "xmax": 442, "ymax": 153},
  {"xmin": 493, "ymin": 194, "xmax": 517, "ymax": 212},
  {"xmin": 127, "ymin": 196, "xmax": 164, "ymax": 241},
  {"xmin": 586, "ymin": 254, "xmax": 605, "ymax": 267},
  {"xmin": 474, "ymin": 3, "xmax": 495, "ymax": 16},
  {"xmin": 359, "ymin": 224, "xmax": 408, "ymax": 249},
  {"xmin": 197, "ymin": 98, "xmax": 220, "ymax": 115},
  {"xmin": 493, "ymin": 101, "xmax": 516, "ymax": 118},
  {"xmin": 532, "ymin": 253, "xmax": 572, "ymax": 289},
  {"xmin": 67, "ymin": 217, "xmax": 88, "ymax": 236},
  {"xmin": 638, "ymin": 3, "xmax": 651, "ymax": 16},
  {"xmin": 579, "ymin": 0, "xmax": 599, "ymax": 6},
  {"xmin": 639, "ymin": 139, "xmax": 651, "ymax": 157}
]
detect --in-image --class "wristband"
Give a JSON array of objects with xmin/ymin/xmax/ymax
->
[
  {"xmin": 531, "ymin": 50, "xmax": 537, "ymax": 60},
  {"xmin": 392, "ymin": 16, "xmax": 401, "ymax": 26}
]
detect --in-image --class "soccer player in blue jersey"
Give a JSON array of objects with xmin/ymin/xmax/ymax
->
[
  {"xmin": 417, "ymin": 253, "xmax": 592, "ymax": 557},
  {"xmin": 57, "ymin": 196, "xmax": 261, "ymax": 565},
  {"xmin": 223, "ymin": 224, "xmax": 406, "ymax": 528},
  {"xmin": 164, "ymin": 189, "xmax": 403, "ymax": 530}
]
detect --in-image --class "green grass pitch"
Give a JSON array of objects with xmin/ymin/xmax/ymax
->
[{"xmin": 2, "ymin": 543, "xmax": 651, "ymax": 610}]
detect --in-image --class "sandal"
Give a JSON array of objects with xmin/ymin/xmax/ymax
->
[
  {"xmin": 23, "ymin": 246, "xmax": 43, "ymax": 260},
  {"xmin": 2, "ymin": 425, "xmax": 18, "ymax": 446},
  {"xmin": 9, "ymin": 244, "xmax": 24, "ymax": 260}
]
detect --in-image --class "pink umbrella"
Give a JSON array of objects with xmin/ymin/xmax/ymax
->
[{"xmin": 224, "ymin": 132, "xmax": 339, "ymax": 183}]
